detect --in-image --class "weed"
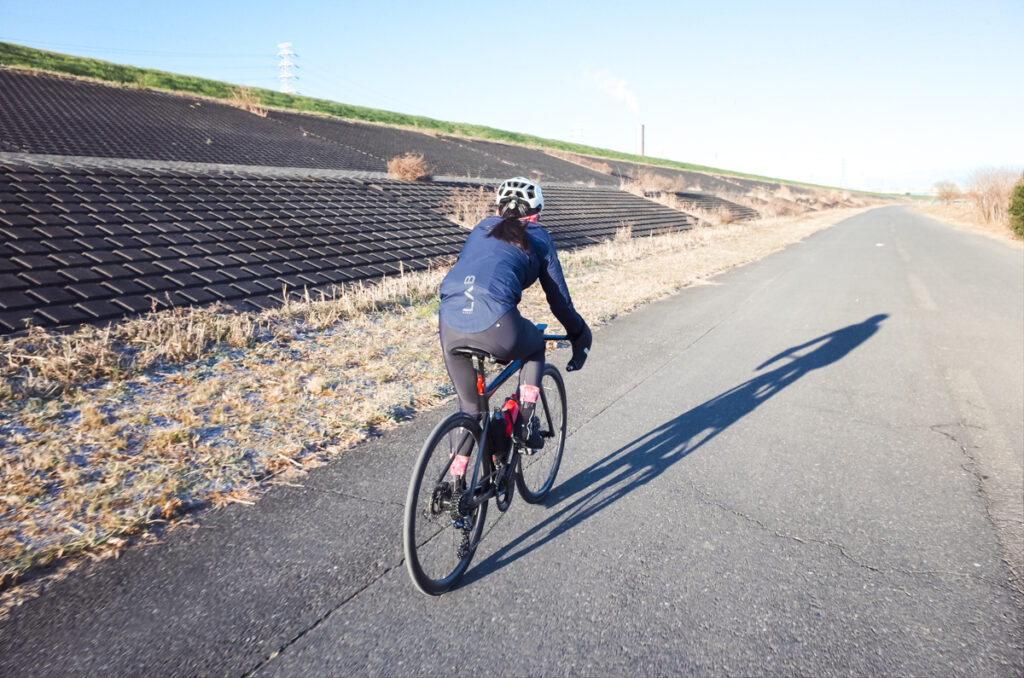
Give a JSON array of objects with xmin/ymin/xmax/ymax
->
[
  {"xmin": 78, "ymin": 402, "xmax": 106, "ymax": 430},
  {"xmin": 442, "ymin": 186, "xmax": 493, "ymax": 228},
  {"xmin": 226, "ymin": 86, "xmax": 267, "ymax": 117},
  {"xmin": 681, "ymin": 204, "xmax": 740, "ymax": 226},
  {"xmin": 387, "ymin": 152, "xmax": 431, "ymax": 181},
  {"xmin": 934, "ymin": 181, "xmax": 960, "ymax": 204},
  {"xmin": 619, "ymin": 170, "xmax": 686, "ymax": 196},
  {"xmin": 544, "ymin": 149, "xmax": 613, "ymax": 174}
]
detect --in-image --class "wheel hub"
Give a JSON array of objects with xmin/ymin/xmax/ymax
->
[{"xmin": 431, "ymin": 481, "xmax": 455, "ymax": 517}]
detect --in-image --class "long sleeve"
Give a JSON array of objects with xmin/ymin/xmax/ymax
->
[{"xmin": 538, "ymin": 242, "xmax": 585, "ymax": 338}]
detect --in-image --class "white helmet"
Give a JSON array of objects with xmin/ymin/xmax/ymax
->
[{"xmin": 496, "ymin": 177, "xmax": 543, "ymax": 216}]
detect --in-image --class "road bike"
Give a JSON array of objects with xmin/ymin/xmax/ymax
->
[{"xmin": 403, "ymin": 325, "xmax": 568, "ymax": 595}]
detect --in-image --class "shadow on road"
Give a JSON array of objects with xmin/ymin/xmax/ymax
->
[{"xmin": 463, "ymin": 313, "xmax": 889, "ymax": 587}]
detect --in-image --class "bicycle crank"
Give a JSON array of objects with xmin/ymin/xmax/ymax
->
[{"xmin": 494, "ymin": 465, "xmax": 515, "ymax": 512}]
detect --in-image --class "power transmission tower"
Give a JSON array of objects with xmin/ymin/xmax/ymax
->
[{"xmin": 276, "ymin": 42, "xmax": 298, "ymax": 94}]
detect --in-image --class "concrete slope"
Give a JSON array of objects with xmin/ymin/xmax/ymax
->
[
  {"xmin": 1, "ymin": 207, "xmax": 1021, "ymax": 676},
  {"xmin": 0, "ymin": 156, "xmax": 698, "ymax": 334}
]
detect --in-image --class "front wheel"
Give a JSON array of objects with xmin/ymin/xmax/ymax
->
[
  {"xmin": 516, "ymin": 364, "xmax": 567, "ymax": 503},
  {"xmin": 403, "ymin": 413, "xmax": 489, "ymax": 595}
]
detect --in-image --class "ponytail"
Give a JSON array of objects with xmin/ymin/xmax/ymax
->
[
  {"xmin": 487, "ymin": 216, "xmax": 530, "ymax": 252},
  {"xmin": 488, "ymin": 196, "xmax": 532, "ymax": 252}
]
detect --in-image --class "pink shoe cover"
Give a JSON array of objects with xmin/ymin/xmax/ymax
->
[{"xmin": 449, "ymin": 454, "xmax": 469, "ymax": 477}]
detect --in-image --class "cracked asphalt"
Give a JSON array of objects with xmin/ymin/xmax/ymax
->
[{"xmin": 1, "ymin": 206, "xmax": 1022, "ymax": 676}]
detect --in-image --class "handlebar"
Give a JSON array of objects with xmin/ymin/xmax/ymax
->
[{"xmin": 537, "ymin": 323, "xmax": 567, "ymax": 342}]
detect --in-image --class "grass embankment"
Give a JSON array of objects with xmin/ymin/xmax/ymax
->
[
  {"xmin": 0, "ymin": 207, "xmax": 874, "ymax": 595},
  {"xmin": 1, "ymin": 40, "xmax": 844, "ymax": 190}
]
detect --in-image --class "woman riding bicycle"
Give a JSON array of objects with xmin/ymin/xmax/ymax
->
[{"xmin": 438, "ymin": 177, "xmax": 592, "ymax": 477}]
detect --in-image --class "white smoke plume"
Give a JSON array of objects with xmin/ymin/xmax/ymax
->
[{"xmin": 584, "ymin": 67, "xmax": 640, "ymax": 116}]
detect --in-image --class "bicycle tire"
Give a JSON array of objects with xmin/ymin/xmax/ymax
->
[
  {"xmin": 403, "ymin": 412, "xmax": 489, "ymax": 595},
  {"xmin": 516, "ymin": 364, "xmax": 566, "ymax": 503}
]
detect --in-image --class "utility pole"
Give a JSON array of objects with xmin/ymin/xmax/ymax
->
[
  {"xmin": 276, "ymin": 42, "xmax": 298, "ymax": 94},
  {"xmin": 636, "ymin": 124, "xmax": 645, "ymax": 156}
]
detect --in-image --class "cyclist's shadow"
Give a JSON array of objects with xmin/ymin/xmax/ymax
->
[{"xmin": 463, "ymin": 313, "xmax": 889, "ymax": 586}]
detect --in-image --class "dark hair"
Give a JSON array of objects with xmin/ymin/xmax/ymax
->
[
  {"xmin": 487, "ymin": 198, "xmax": 531, "ymax": 252},
  {"xmin": 488, "ymin": 216, "xmax": 529, "ymax": 252}
]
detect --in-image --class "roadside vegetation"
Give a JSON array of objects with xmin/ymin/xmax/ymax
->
[
  {"xmin": 225, "ymin": 86, "xmax": 267, "ymax": 117},
  {"xmin": 442, "ymin": 186, "xmax": 493, "ymax": 228},
  {"xmin": 2, "ymin": 40, "xmax": 857, "ymax": 191},
  {"xmin": 617, "ymin": 169, "xmax": 876, "ymax": 222},
  {"xmin": 1010, "ymin": 177, "xmax": 1024, "ymax": 238},
  {"xmin": 917, "ymin": 168, "xmax": 1024, "ymax": 243},
  {"xmin": 0, "ymin": 206, "xmax": 875, "ymax": 597},
  {"xmin": 386, "ymin": 152, "xmax": 432, "ymax": 181}
]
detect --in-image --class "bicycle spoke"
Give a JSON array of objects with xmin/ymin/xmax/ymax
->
[
  {"xmin": 403, "ymin": 413, "xmax": 489, "ymax": 595},
  {"xmin": 516, "ymin": 365, "xmax": 566, "ymax": 503}
]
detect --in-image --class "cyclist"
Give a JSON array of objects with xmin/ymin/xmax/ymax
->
[{"xmin": 438, "ymin": 177, "xmax": 592, "ymax": 477}]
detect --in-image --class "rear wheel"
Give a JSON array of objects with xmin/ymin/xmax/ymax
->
[
  {"xmin": 516, "ymin": 364, "xmax": 566, "ymax": 503},
  {"xmin": 404, "ymin": 413, "xmax": 489, "ymax": 595}
]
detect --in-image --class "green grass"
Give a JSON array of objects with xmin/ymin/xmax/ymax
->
[{"xmin": 1, "ymin": 40, "xmax": 860, "ymax": 191}]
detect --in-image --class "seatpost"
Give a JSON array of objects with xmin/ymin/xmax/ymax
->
[{"xmin": 472, "ymin": 355, "xmax": 488, "ymax": 415}]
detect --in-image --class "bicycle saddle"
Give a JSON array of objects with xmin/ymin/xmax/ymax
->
[
  {"xmin": 451, "ymin": 347, "xmax": 512, "ymax": 366},
  {"xmin": 451, "ymin": 347, "xmax": 493, "ymax": 360}
]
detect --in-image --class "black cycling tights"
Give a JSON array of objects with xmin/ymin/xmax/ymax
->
[{"xmin": 439, "ymin": 309, "xmax": 544, "ymax": 419}]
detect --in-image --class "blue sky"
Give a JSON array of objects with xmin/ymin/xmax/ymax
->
[{"xmin": 1, "ymin": 0, "xmax": 1021, "ymax": 192}]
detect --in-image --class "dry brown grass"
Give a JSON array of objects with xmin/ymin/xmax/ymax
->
[
  {"xmin": 1, "ymin": 305, "xmax": 263, "ymax": 401},
  {"xmin": 544, "ymin": 149, "xmax": 613, "ymax": 175},
  {"xmin": 679, "ymin": 204, "xmax": 740, "ymax": 225},
  {"xmin": 621, "ymin": 171, "xmax": 881, "ymax": 225},
  {"xmin": 934, "ymin": 181, "xmax": 960, "ymax": 204},
  {"xmin": 225, "ymin": 87, "xmax": 267, "ymax": 117},
  {"xmin": 735, "ymin": 187, "xmax": 807, "ymax": 218},
  {"xmin": 442, "ymin": 186, "xmax": 494, "ymax": 228},
  {"xmin": 619, "ymin": 169, "xmax": 687, "ymax": 196},
  {"xmin": 387, "ymin": 152, "xmax": 432, "ymax": 181},
  {"xmin": 913, "ymin": 168, "xmax": 1023, "ymax": 245},
  {"xmin": 0, "ymin": 204, "xmax": 876, "ymax": 598},
  {"xmin": 913, "ymin": 201, "xmax": 1024, "ymax": 248}
]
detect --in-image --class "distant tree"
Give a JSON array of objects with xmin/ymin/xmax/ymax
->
[
  {"xmin": 933, "ymin": 181, "xmax": 960, "ymax": 204},
  {"xmin": 1008, "ymin": 175, "xmax": 1024, "ymax": 238},
  {"xmin": 966, "ymin": 169, "xmax": 1018, "ymax": 223}
]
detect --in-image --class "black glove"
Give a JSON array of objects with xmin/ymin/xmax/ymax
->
[{"xmin": 566, "ymin": 321, "xmax": 591, "ymax": 372}]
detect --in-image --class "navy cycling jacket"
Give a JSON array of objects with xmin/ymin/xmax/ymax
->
[{"xmin": 439, "ymin": 216, "xmax": 585, "ymax": 336}]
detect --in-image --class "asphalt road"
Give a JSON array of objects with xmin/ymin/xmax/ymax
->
[{"xmin": 2, "ymin": 206, "xmax": 1022, "ymax": 676}]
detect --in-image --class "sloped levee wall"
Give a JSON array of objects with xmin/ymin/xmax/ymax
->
[
  {"xmin": 0, "ymin": 157, "xmax": 698, "ymax": 334},
  {"xmin": 645, "ymin": 191, "xmax": 762, "ymax": 221},
  {"xmin": 1, "ymin": 67, "xmax": 778, "ymax": 198},
  {"xmin": 0, "ymin": 67, "xmax": 776, "ymax": 333},
  {"xmin": 0, "ymin": 69, "xmax": 615, "ymax": 185}
]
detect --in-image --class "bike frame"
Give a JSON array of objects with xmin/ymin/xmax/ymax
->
[{"xmin": 458, "ymin": 328, "xmax": 567, "ymax": 511}]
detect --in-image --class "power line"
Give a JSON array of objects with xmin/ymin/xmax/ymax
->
[{"xmin": 299, "ymin": 64, "xmax": 410, "ymax": 111}]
